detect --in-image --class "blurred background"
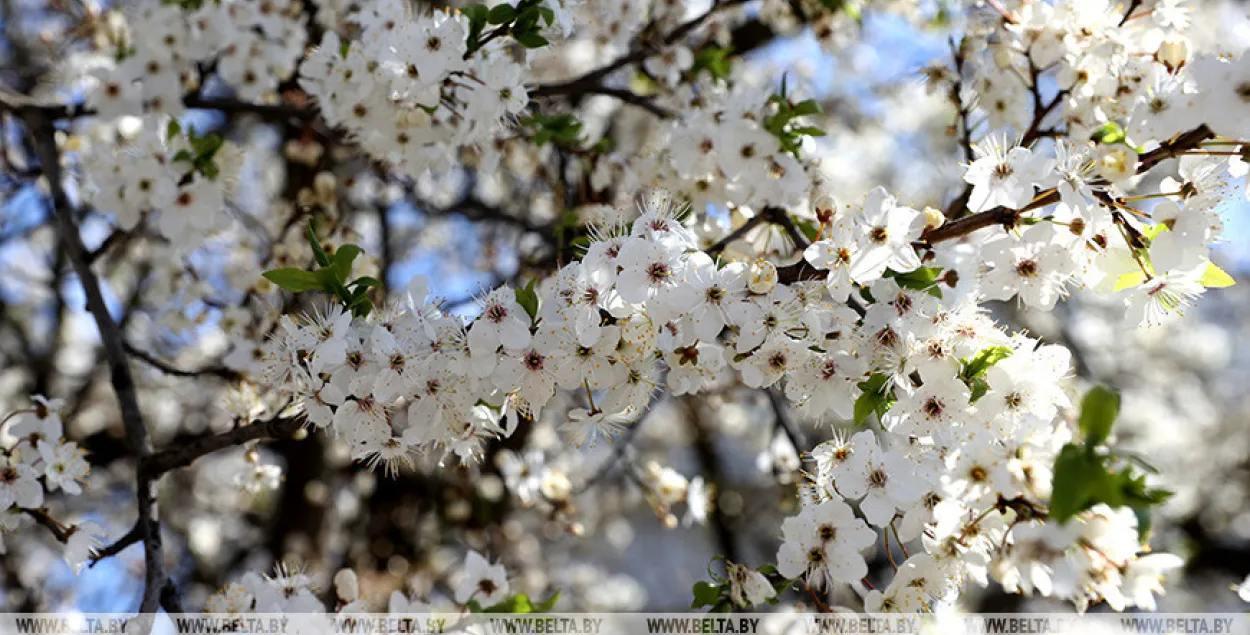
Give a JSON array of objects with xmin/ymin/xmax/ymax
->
[{"xmin": 1, "ymin": 0, "xmax": 1249, "ymax": 616}]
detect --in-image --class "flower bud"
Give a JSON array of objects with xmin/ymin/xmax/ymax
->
[
  {"xmin": 334, "ymin": 569, "xmax": 359, "ymax": 603},
  {"xmin": 923, "ymin": 206, "xmax": 946, "ymax": 230},
  {"xmin": 748, "ymin": 259, "xmax": 778, "ymax": 294},
  {"xmin": 540, "ymin": 471, "xmax": 572, "ymax": 502},
  {"xmin": 1156, "ymin": 36, "xmax": 1190, "ymax": 72},
  {"xmin": 1097, "ymin": 147, "xmax": 1140, "ymax": 184}
]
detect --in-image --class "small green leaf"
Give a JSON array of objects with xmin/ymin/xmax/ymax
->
[
  {"xmin": 1049, "ymin": 444, "xmax": 1106, "ymax": 524},
  {"xmin": 515, "ymin": 280, "xmax": 540, "ymax": 319},
  {"xmin": 306, "ymin": 221, "xmax": 331, "ymax": 267},
  {"xmin": 487, "ymin": 3, "xmax": 516, "ymax": 23},
  {"xmin": 791, "ymin": 99, "xmax": 821, "ymax": 117},
  {"xmin": 960, "ymin": 346, "xmax": 1014, "ymax": 381},
  {"xmin": 1199, "ymin": 262, "xmax": 1236, "ymax": 288},
  {"xmin": 691, "ymin": 581, "xmax": 723, "ymax": 609},
  {"xmin": 853, "ymin": 373, "xmax": 894, "ymax": 426},
  {"xmin": 1079, "ymin": 385, "xmax": 1121, "ymax": 448},
  {"xmin": 1091, "ymin": 121, "xmax": 1125, "ymax": 145},
  {"xmin": 513, "ymin": 31, "xmax": 548, "ymax": 48},
  {"xmin": 263, "ymin": 268, "xmax": 324, "ymax": 293},
  {"xmin": 887, "ymin": 266, "xmax": 944, "ymax": 293},
  {"xmin": 349, "ymin": 276, "xmax": 383, "ymax": 289},
  {"xmin": 330, "ymin": 243, "xmax": 364, "ymax": 282},
  {"xmin": 531, "ymin": 591, "xmax": 560, "ymax": 613}
]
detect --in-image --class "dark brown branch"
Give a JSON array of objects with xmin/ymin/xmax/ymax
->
[
  {"xmin": 0, "ymin": 88, "xmax": 316, "ymax": 123},
  {"xmin": 124, "ymin": 341, "xmax": 242, "ymax": 381},
  {"xmin": 706, "ymin": 206, "xmax": 807, "ymax": 256},
  {"xmin": 780, "ymin": 124, "xmax": 1218, "ymax": 284},
  {"xmin": 85, "ymin": 229, "xmax": 130, "ymax": 265},
  {"xmin": 529, "ymin": 0, "xmax": 750, "ymax": 100},
  {"xmin": 1118, "ymin": 0, "xmax": 1142, "ymax": 26},
  {"xmin": 21, "ymin": 507, "xmax": 71, "ymax": 542},
  {"xmin": 577, "ymin": 86, "xmax": 677, "ymax": 118},
  {"xmin": 89, "ymin": 522, "xmax": 142, "ymax": 567},
  {"xmin": 23, "ymin": 110, "xmax": 167, "ymax": 613},
  {"xmin": 141, "ymin": 415, "xmax": 304, "ymax": 477}
]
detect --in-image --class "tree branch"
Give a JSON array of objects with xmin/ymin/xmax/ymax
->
[
  {"xmin": 141, "ymin": 414, "xmax": 304, "ymax": 477},
  {"xmin": 529, "ymin": 0, "xmax": 750, "ymax": 100},
  {"xmin": 23, "ymin": 110, "xmax": 167, "ymax": 613},
  {"xmin": 124, "ymin": 341, "xmax": 243, "ymax": 381}
]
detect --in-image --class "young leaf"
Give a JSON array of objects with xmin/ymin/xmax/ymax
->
[
  {"xmin": 487, "ymin": 3, "xmax": 516, "ymax": 23},
  {"xmin": 1048, "ymin": 443, "xmax": 1107, "ymax": 523},
  {"xmin": 306, "ymin": 221, "xmax": 331, "ymax": 267},
  {"xmin": 514, "ymin": 31, "xmax": 549, "ymax": 48},
  {"xmin": 1199, "ymin": 262, "xmax": 1236, "ymax": 288},
  {"xmin": 960, "ymin": 346, "xmax": 1014, "ymax": 381},
  {"xmin": 531, "ymin": 590, "xmax": 561, "ymax": 613},
  {"xmin": 515, "ymin": 280, "xmax": 540, "ymax": 319},
  {"xmin": 263, "ymin": 268, "xmax": 325, "ymax": 293},
  {"xmin": 853, "ymin": 373, "xmax": 894, "ymax": 426},
  {"xmin": 1079, "ymin": 385, "xmax": 1120, "ymax": 448},
  {"xmin": 330, "ymin": 244, "xmax": 364, "ymax": 283},
  {"xmin": 349, "ymin": 276, "xmax": 383, "ymax": 289},
  {"xmin": 691, "ymin": 581, "xmax": 723, "ymax": 609}
]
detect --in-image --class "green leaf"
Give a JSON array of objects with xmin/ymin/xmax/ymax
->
[
  {"xmin": 487, "ymin": 3, "xmax": 516, "ymax": 23},
  {"xmin": 483, "ymin": 594, "xmax": 533, "ymax": 613},
  {"xmin": 960, "ymin": 346, "xmax": 1014, "ymax": 381},
  {"xmin": 1091, "ymin": 121, "xmax": 1125, "ymax": 145},
  {"xmin": 330, "ymin": 243, "xmax": 364, "ymax": 282},
  {"xmin": 691, "ymin": 581, "xmax": 723, "ymax": 609},
  {"xmin": 165, "ymin": 119, "xmax": 182, "ymax": 141},
  {"xmin": 1049, "ymin": 444, "xmax": 1107, "ymax": 524},
  {"xmin": 791, "ymin": 99, "xmax": 821, "ymax": 117},
  {"xmin": 263, "ymin": 268, "xmax": 324, "ymax": 293},
  {"xmin": 515, "ymin": 280, "xmax": 540, "ymax": 320},
  {"xmin": 1079, "ymin": 385, "xmax": 1121, "ymax": 448},
  {"xmin": 690, "ymin": 46, "xmax": 733, "ymax": 81},
  {"xmin": 513, "ymin": 31, "xmax": 548, "ymax": 48},
  {"xmin": 854, "ymin": 373, "xmax": 894, "ymax": 426},
  {"xmin": 887, "ymin": 266, "xmax": 944, "ymax": 293},
  {"xmin": 349, "ymin": 276, "xmax": 383, "ymax": 289},
  {"xmin": 795, "ymin": 218, "xmax": 820, "ymax": 243},
  {"xmin": 968, "ymin": 376, "xmax": 991, "ymax": 404},
  {"xmin": 1199, "ymin": 262, "xmax": 1236, "ymax": 288},
  {"xmin": 306, "ymin": 221, "xmax": 331, "ymax": 267},
  {"xmin": 531, "ymin": 591, "xmax": 561, "ymax": 613}
]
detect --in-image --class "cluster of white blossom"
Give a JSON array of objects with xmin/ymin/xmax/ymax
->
[
  {"xmin": 0, "ymin": 397, "xmax": 100, "ymax": 573},
  {"xmin": 297, "ymin": 2, "xmax": 532, "ymax": 179},
  {"xmin": 205, "ymin": 549, "xmax": 513, "ymax": 616},
  {"xmin": 85, "ymin": 0, "xmax": 306, "ymax": 117},
  {"xmin": 78, "ymin": 115, "xmax": 243, "ymax": 249},
  {"xmin": 21, "ymin": 0, "xmax": 1250, "ymax": 616},
  {"xmin": 649, "ymin": 83, "xmax": 810, "ymax": 210}
]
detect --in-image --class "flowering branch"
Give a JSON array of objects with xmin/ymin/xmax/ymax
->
[{"xmin": 22, "ymin": 110, "xmax": 168, "ymax": 614}]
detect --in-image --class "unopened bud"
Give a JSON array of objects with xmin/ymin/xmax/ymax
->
[
  {"xmin": 922, "ymin": 206, "xmax": 945, "ymax": 230},
  {"xmin": 540, "ymin": 471, "xmax": 572, "ymax": 502},
  {"xmin": 748, "ymin": 259, "xmax": 778, "ymax": 294},
  {"xmin": 1097, "ymin": 147, "xmax": 1139, "ymax": 183},
  {"xmin": 333, "ymin": 569, "xmax": 358, "ymax": 603},
  {"xmin": 1156, "ymin": 36, "xmax": 1190, "ymax": 72}
]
